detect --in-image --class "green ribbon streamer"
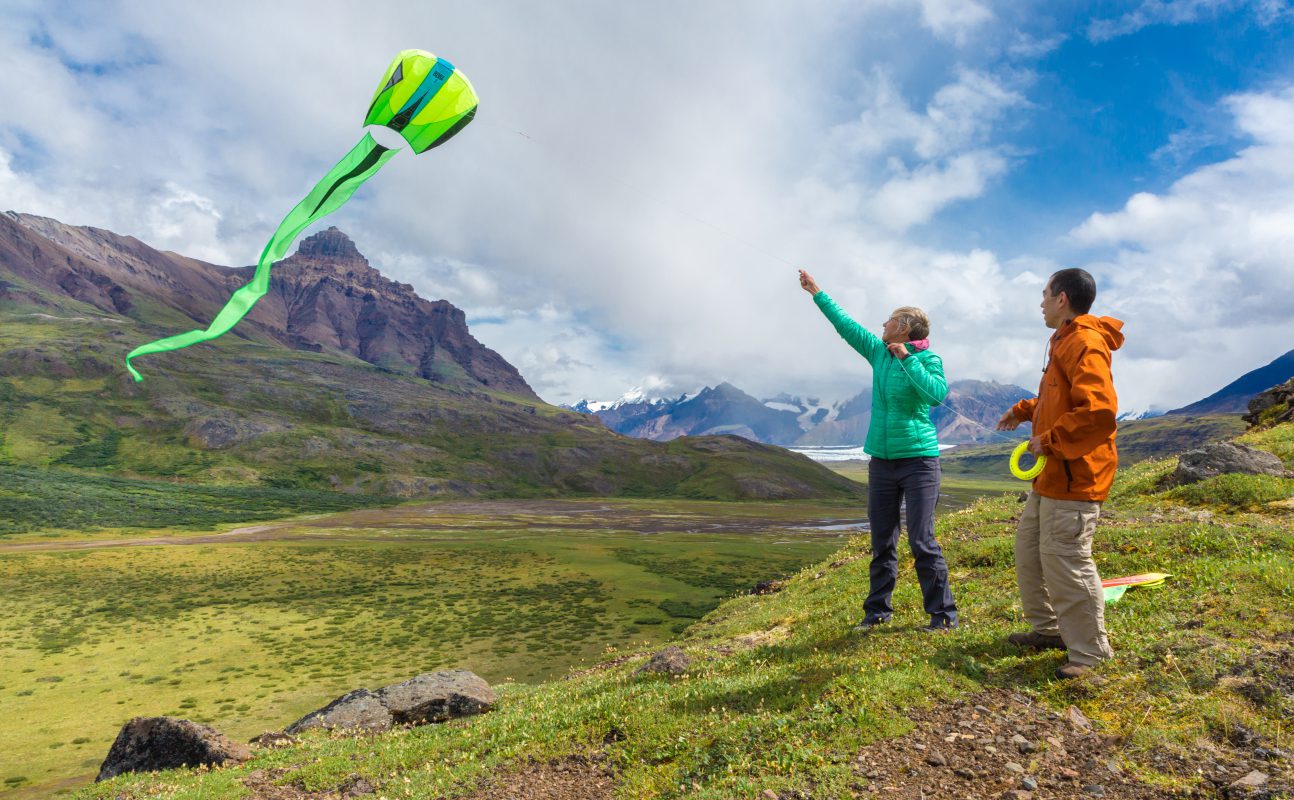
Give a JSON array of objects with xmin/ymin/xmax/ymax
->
[{"xmin": 125, "ymin": 133, "xmax": 398, "ymax": 382}]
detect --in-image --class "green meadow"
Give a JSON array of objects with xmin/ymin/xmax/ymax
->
[
  {"xmin": 66, "ymin": 422, "xmax": 1294, "ymax": 800},
  {"xmin": 0, "ymin": 497, "xmax": 867, "ymax": 798}
]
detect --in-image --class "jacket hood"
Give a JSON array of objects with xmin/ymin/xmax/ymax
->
[{"xmin": 1069, "ymin": 315, "xmax": 1124, "ymax": 351}]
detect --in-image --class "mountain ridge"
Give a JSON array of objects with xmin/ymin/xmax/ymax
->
[
  {"xmin": 0, "ymin": 211, "xmax": 863, "ymax": 501},
  {"xmin": 2, "ymin": 212, "xmax": 535, "ymax": 396},
  {"xmin": 571, "ymin": 379, "xmax": 1035, "ymax": 448},
  {"xmin": 1168, "ymin": 347, "xmax": 1294, "ymax": 415}
]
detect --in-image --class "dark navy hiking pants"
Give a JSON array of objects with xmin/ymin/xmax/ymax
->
[{"xmin": 864, "ymin": 456, "xmax": 958, "ymax": 624}]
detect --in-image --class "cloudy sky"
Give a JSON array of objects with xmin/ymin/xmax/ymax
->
[{"xmin": 2, "ymin": 1, "xmax": 1292, "ymax": 412}]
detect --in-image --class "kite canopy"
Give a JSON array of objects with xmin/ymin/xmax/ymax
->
[{"xmin": 364, "ymin": 49, "xmax": 479, "ymax": 154}]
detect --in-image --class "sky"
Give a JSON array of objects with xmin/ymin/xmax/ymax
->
[{"xmin": 1, "ymin": 0, "xmax": 1292, "ymax": 412}]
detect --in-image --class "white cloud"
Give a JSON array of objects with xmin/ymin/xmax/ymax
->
[
  {"xmin": 1087, "ymin": 0, "xmax": 1290, "ymax": 42},
  {"xmin": 918, "ymin": 0, "xmax": 994, "ymax": 44},
  {"xmin": 818, "ymin": 68, "xmax": 1026, "ymax": 232},
  {"xmin": 1070, "ymin": 85, "xmax": 1294, "ymax": 408}
]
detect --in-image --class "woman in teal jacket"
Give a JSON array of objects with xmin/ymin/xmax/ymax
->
[{"xmin": 799, "ymin": 269, "xmax": 958, "ymax": 631}]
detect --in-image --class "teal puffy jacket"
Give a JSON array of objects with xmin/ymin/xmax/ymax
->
[{"xmin": 814, "ymin": 291, "xmax": 947, "ymax": 459}]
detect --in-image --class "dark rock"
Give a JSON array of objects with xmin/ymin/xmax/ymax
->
[
  {"xmin": 1243, "ymin": 379, "xmax": 1294, "ymax": 428},
  {"xmin": 376, "ymin": 670, "xmax": 497, "ymax": 725},
  {"xmin": 97, "ymin": 717, "xmax": 251, "ymax": 782},
  {"xmin": 1021, "ymin": 775, "xmax": 1038, "ymax": 791},
  {"xmin": 635, "ymin": 645, "xmax": 691, "ymax": 677},
  {"xmin": 1170, "ymin": 442, "xmax": 1286, "ymax": 486},
  {"xmin": 925, "ymin": 751, "xmax": 947, "ymax": 767},
  {"xmin": 1083, "ymin": 785, "xmax": 1106, "ymax": 797},
  {"xmin": 284, "ymin": 688, "xmax": 392, "ymax": 734},
  {"xmin": 750, "ymin": 577, "xmax": 786, "ymax": 595},
  {"xmin": 249, "ymin": 731, "xmax": 296, "ymax": 748}
]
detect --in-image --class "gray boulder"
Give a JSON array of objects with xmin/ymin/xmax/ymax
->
[
  {"xmin": 284, "ymin": 671, "xmax": 495, "ymax": 735},
  {"xmin": 377, "ymin": 669, "xmax": 497, "ymax": 725},
  {"xmin": 1171, "ymin": 442, "xmax": 1286, "ymax": 486},
  {"xmin": 284, "ymin": 688, "xmax": 392, "ymax": 734},
  {"xmin": 97, "ymin": 717, "xmax": 251, "ymax": 782},
  {"xmin": 635, "ymin": 645, "xmax": 691, "ymax": 677}
]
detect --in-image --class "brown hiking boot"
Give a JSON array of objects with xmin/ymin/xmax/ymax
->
[
  {"xmin": 1007, "ymin": 631, "xmax": 1066, "ymax": 650},
  {"xmin": 1054, "ymin": 661, "xmax": 1094, "ymax": 680}
]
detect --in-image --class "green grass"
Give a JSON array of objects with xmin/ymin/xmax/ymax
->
[
  {"xmin": 1168, "ymin": 473, "xmax": 1294, "ymax": 511},
  {"xmin": 0, "ymin": 465, "xmax": 399, "ymax": 537},
  {"xmin": 0, "ymin": 498, "xmax": 862, "ymax": 798},
  {"xmin": 73, "ymin": 425, "xmax": 1294, "ymax": 800}
]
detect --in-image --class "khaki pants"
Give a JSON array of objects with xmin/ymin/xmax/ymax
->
[{"xmin": 1015, "ymin": 491, "xmax": 1113, "ymax": 666}]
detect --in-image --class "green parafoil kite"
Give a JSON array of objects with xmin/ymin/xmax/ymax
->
[{"xmin": 125, "ymin": 49, "xmax": 478, "ymax": 382}]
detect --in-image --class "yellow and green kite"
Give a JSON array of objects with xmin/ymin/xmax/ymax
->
[{"xmin": 125, "ymin": 49, "xmax": 478, "ymax": 381}]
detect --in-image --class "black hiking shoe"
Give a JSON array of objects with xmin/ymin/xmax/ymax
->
[
  {"xmin": 852, "ymin": 615, "xmax": 891, "ymax": 632},
  {"xmin": 923, "ymin": 617, "xmax": 959, "ymax": 633},
  {"xmin": 1007, "ymin": 630, "xmax": 1066, "ymax": 651}
]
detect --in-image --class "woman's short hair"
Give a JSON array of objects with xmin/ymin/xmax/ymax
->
[{"xmin": 890, "ymin": 306, "xmax": 930, "ymax": 340}]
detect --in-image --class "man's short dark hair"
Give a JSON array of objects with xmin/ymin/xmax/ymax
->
[{"xmin": 1048, "ymin": 268, "xmax": 1096, "ymax": 315}]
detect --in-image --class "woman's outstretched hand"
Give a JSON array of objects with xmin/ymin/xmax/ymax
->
[{"xmin": 798, "ymin": 269, "xmax": 820, "ymax": 295}]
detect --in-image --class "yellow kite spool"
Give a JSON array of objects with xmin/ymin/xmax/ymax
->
[{"xmin": 1010, "ymin": 440, "xmax": 1047, "ymax": 481}]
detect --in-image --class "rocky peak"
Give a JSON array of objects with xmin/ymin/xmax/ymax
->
[{"xmin": 295, "ymin": 227, "xmax": 366, "ymax": 263}]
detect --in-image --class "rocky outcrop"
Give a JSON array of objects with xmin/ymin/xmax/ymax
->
[
  {"xmin": 2, "ymin": 214, "xmax": 535, "ymax": 398},
  {"xmin": 1170, "ymin": 442, "xmax": 1287, "ymax": 486},
  {"xmin": 251, "ymin": 227, "xmax": 535, "ymax": 397},
  {"xmin": 97, "ymin": 717, "xmax": 251, "ymax": 782},
  {"xmin": 635, "ymin": 646, "xmax": 691, "ymax": 677},
  {"xmin": 1243, "ymin": 378, "xmax": 1294, "ymax": 429},
  {"xmin": 285, "ymin": 670, "xmax": 496, "ymax": 734}
]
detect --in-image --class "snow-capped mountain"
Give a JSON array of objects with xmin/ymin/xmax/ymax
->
[
  {"xmin": 568, "ymin": 380, "xmax": 1036, "ymax": 448},
  {"xmin": 1117, "ymin": 406, "xmax": 1168, "ymax": 421}
]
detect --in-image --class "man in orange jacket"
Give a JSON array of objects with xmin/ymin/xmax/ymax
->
[{"xmin": 997, "ymin": 268, "xmax": 1124, "ymax": 680}]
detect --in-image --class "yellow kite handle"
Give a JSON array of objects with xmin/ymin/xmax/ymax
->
[{"xmin": 1010, "ymin": 440, "xmax": 1047, "ymax": 481}]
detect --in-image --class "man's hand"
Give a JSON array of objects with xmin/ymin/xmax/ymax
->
[
  {"xmin": 886, "ymin": 342, "xmax": 909, "ymax": 360},
  {"xmin": 1028, "ymin": 435, "xmax": 1047, "ymax": 456},
  {"xmin": 996, "ymin": 409, "xmax": 1022, "ymax": 431},
  {"xmin": 798, "ymin": 269, "xmax": 820, "ymax": 295}
]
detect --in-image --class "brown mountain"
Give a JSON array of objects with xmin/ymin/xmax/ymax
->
[
  {"xmin": 1, "ymin": 211, "xmax": 865, "ymax": 501},
  {"xmin": 0, "ymin": 213, "xmax": 533, "ymax": 397}
]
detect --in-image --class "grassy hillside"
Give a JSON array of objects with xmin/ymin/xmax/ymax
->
[
  {"xmin": 938, "ymin": 413, "xmax": 1247, "ymax": 482},
  {"xmin": 0, "ymin": 310, "xmax": 863, "ymax": 502},
  {"xmin": 79, "ymin": 422, "xmax": 1294, "ymax": 799}
]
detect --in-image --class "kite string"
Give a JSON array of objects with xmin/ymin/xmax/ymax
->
[{"xmin": 478, "ymin": 118, "xmax": 797, "ymax": 268}]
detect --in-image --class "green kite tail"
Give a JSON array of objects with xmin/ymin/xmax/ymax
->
[
  {"xmin": 125, "ymin": 134, "xmax": 397, "ymax": 382},
  {"xmin": 126, "ymin": 49, "xmax": 478, "ymax": 382}
]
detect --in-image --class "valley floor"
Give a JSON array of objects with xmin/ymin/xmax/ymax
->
[{"xmin": 0, "ymin": 498, "xmax": 868, "ymax": 799}]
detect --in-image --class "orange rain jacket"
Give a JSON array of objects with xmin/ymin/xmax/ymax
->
[{"xmin": 1009, "ymin": 314, "xmax": 1125, "ymax": 502}]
